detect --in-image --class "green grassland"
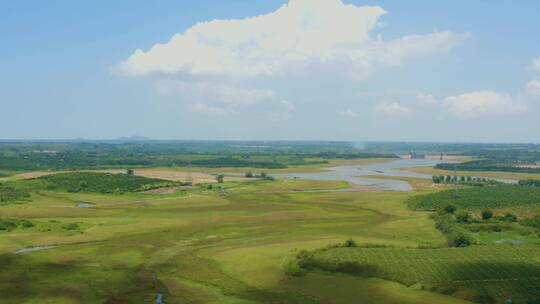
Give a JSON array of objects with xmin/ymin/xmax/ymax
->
[
  {"xmin": 0, "ymin": 184, "xmax": 31, "ymax": 204},
  {"xmin": 301, "ymin": 245, "xmax": 540, "ymax": 303},
  {"xmin": 0, "ymin": 175, "xmax": 476, "ymax": 304},
  {"xmin": 3, "ymin": 159, "xmax": 540, "ymax": 303},
  {"xmin": 406, "ymin": 185, "xmax": 540, "ymax": 211},
  {"xmin": 288, "ymin": 182, "xmax": 540, "ymax": 303}
]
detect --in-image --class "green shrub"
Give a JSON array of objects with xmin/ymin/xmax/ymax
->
[
  {"xmin": 455, "ymin": 211, "xmax": 473, "ymax": 224},
  {"xmin": 500, "ymin": 213, "xmax": 518, "ymax": 222},
  {"xmin": 464, "ymin": 223, "xmax": 508, "ymax": 233},
  {"xmin": 296, "ymin": 250, "xmax": 317, "ymax": 270},
  {"xmin": 0, "ymin": 186, "xmax": 31, "ymax": 204},
  {"xmin": 434, "ymin": 214, "xmax": 474, "ymax": 247},
  {"xmin": 343, "ymin": 238, "xmax": 357, "ymax": 248},
  {"xmin": 440, "ymin": 204, "xmax": 457, "ymax": 214},
  {"xmin": 448, "ymin": 232, "xmax": 474, "ymax": 247},
  {"xmin": 521, "ymin": 215, "xmax": 540, "ymax": 229},
  {"xmin": 21, "ymin": 219, "xmax": 35, "ymax": 228},
  {"xmin": 0, "ymin": 219, "xmax": 18, "ymax": 231},
  {"xmin": 518, "ymin": 179, "xmax": 540, "ymax": 187},
  {"xmin": 481, "ymin": 210, "xmax": 494, "ymax": 220},
  {"xmin": 283, "ymin": 259, "xmax": 305, "ymax": 277}
]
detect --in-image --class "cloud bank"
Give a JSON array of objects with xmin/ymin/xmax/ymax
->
[
  {"xmin": 116, "ymin": 0, "xmax": 466, "ymax": 117},
  {"xmin": 118, "ymin": 0, "xmax": 463, "ymax": 80},
  {"xmin": 444, "ymin": 91, "xmax": 527, "ymax": 118}
]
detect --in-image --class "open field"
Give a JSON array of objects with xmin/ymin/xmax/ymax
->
[
  {"xmin": 407, "ymin": 185, "xmax": 540, "ymax": 211},
  {"xmin": 0, "ymin": 173, "xmax": 478, "ymax": 303},
  {"xmin": 3, "ymin": 169, "xmax": 251, "ymax": 184},
  {"xmin": 304, "ymin": 245, "xmax": 540, "ymax": 303},
  {"xmin": 2, "ymin": 151, "xmax": 540, "ymax": 303}
]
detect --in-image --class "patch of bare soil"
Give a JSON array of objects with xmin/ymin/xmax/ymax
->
[
  {"xmin": 514, "ymin": 164, "xmax": 540, "ymax": 169},
  {"xmin": 11, "ymin": 168, "xmax": 249, "ymax": 184},
  {"xmin": 13, "ymin": 171, "xmax": 61, "ymax": 179}
]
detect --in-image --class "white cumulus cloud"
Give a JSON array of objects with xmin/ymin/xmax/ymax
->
[
  {"xmin": 116, "ymin": 0, "xmax": 464, "ymax": 79},
  {"xmin": 444, "ymin": 90, "xmax": 527, "ymax": 118},
  {"xmin": 374, "ymin": 102, "xmax": 410, "ymax": 115},
  {"xmin": 526, "ymin": 80, "xmax": 540, "ymax": 96}
]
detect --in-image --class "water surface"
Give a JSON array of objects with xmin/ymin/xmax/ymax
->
[{"xmin": 273, "ymin": 159, "xmax": 443, "ymax": 191}]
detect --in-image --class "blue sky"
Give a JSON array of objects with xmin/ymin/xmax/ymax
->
[{"xmin": 1, "ymin": 0, "xmax": 539, "ymax": 142}]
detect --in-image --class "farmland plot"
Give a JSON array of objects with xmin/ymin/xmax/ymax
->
[{"xmin": 308, "ymin": 245, "xmax": 540, "ymax": 303}]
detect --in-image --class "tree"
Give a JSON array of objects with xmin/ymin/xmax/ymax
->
[
  {"xmin": 441, "ymin": 204, "xmax": 457, "ymax": 214},
  {"xmin": 501, "ymin": 213, "xmax": 517, "ymax": 222},
  {"xmin": 343, "ymin": 238, "xmax": 357, "ymax": 247},
  {"xmin": 245, "ymin": 172, "xmax": 253, "ymax": 178},
  {"xmin": 449, "ymin": 232, "xmax": 473, "ymax": 247},
  {"xmin": 126, "ymin": 168, "xmax": 134, "ymax": 176},
  {"xmin": 432, "ymin": 176, "xmax": 441, "ymax": 183},
  {"xmin": 216, "ymin": 174, "xmax": 224, "ymax": 183},
  {"xmin": 481, "ymin": 210, "xmax": 493, "ymax": 220},
  {"xmin": 260, "ymin": 172, "xmax": 267, "ymax": 179},
  {"xmin": 455, "ymin": 211, "xmax": 472, "ymax": 224}
]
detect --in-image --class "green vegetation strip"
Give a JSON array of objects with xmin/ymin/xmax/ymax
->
[
  {"xmin": 407, "ymin": 185, "xmax": 540, "ymax": 211},
  {"xmin": 39, "ymin": 172, "xmax": 182, "ymax": 194},
  {"xmin": 300, "ymin": 245, "xmax": 540, "ymax": 303},
  {"xmin": 437, "ymin": 160, "xmax": 540, "ymax": 174},
  {"xmin": 0, "ymin": 185, "xmax": 30, "ymax": 204}
]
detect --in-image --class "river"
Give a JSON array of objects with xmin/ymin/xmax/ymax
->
[{"xmin": 271, "ymin": 159, "xmax": 516, "ymax": 192}]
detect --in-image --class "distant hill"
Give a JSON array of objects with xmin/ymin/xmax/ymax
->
[{"xmin": 117, "ymin": 136, "xmax": 151, "ymax": 142}]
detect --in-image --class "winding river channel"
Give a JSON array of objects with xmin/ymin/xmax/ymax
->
[{"xmin": 271, "ymin": 159, "xmax": 516, "ymax": 192}]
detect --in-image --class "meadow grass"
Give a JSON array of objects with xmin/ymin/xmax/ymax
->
[
  {"xmin": 406, "ymin": 185, "xmax": 540, "ymax": 211},
  {"xmin": 0, "ymin": 174, "xmax": 474, "ymax": 303},
  {"xmin": 305, "ymin": 245, "xmax": 540, "ymax": 303}
]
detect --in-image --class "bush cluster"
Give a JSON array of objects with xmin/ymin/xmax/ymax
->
[
  {"xmin": 40, "ymin": 172, "xmax": 183, "ymax": 194},
  {"xmin": 245, "ymin": 172, "xmax": 275, "ymax": 180},
  {"xmin": 0, "ymin": 185, "xmax": 31, "ymax": 204},
  {"xmin": 0, "ymin": 218, "xmax": 34, "ymax": 231},
  {"xmin": 434, "ymin": 214, "xmax": 475, "ymax": 247}
]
